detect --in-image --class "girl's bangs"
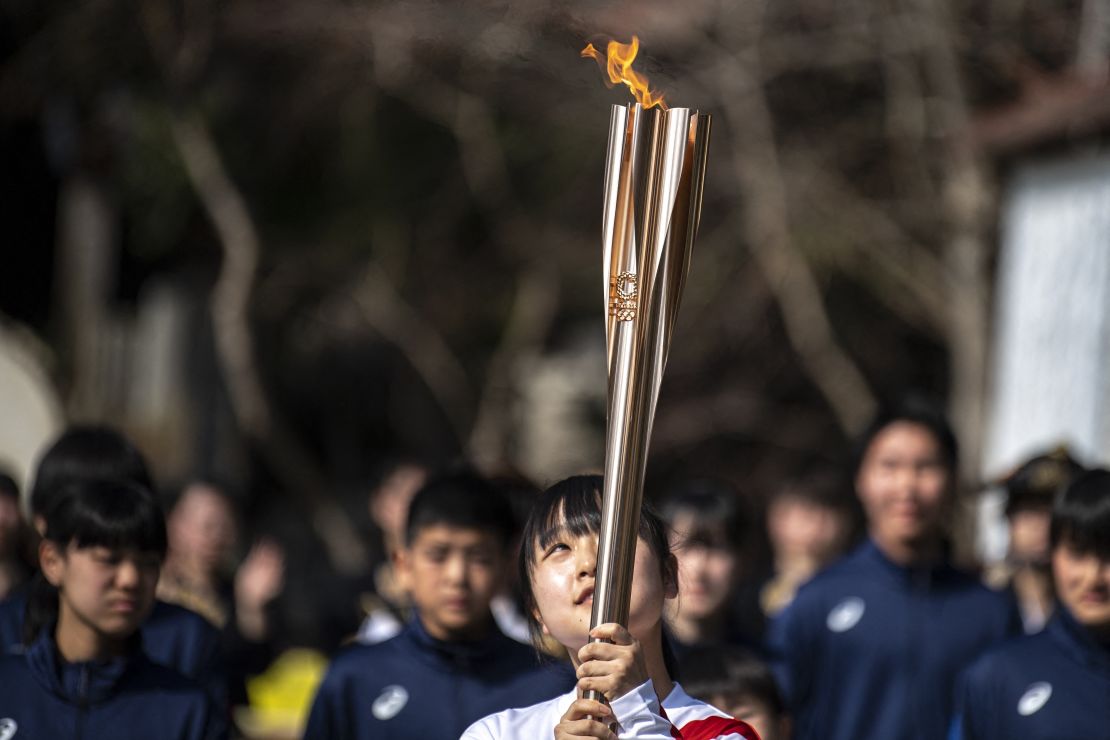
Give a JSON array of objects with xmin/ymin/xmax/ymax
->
[
  {"xmin": 71, "ymin": 502, "xmax": 165, "ymax": 555},
  {"xmin": 533, "ymin": 485, "xmax": 603, "ymax": 552},
  {"xmin": 49, "ymin": 480, "xmax": 167, "ymax": 557}
]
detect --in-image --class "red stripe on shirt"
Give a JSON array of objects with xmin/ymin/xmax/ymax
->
[
  {"xmin": 676, "ymin": 715, "xmax": 761, "ymax": 740},
  {"xmin": 658, "ymin": 707, "xmax": 760, "ymax": 740}
]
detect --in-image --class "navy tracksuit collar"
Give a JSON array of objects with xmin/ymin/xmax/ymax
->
[
  {"xmin": 1049, "ymin": 606, "xmax": 1110, "ymax": 675},
  {"xmin": 405, "ymin": 611, "xmax": 508, "ymax": 665},
  {"xmin": 27, "ymin": 626, "xmax": 143, "ymax": 706},
  {"xmin": 856, "ymin": 538, "xmax": 952, "ymax": 582}
]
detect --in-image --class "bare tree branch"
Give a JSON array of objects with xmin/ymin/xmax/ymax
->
[
  {"xmin": 350, "ymin": 261, "xmax": 475, "ymax": 443},
  {"xmin": 913, "ymin": 0, "xmax": 994, "ymax": 484},
  {"xmin": 714, "ymin": 9, "xmax": 878, "ymax": 436},
  {"xmin": 169, "ymin": 109, "xmax": 368, "ymax": 574}
]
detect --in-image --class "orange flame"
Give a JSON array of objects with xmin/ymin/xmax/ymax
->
[{"xmin": 581, "ymin": 36, "xmax": 667, "ymax": 110}]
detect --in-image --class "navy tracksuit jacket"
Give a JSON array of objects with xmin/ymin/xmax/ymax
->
[
  {"xmin": 0, "ymin": 589, "xmax": 222, "ymax": 680},
  {"xmin": 950, "ymin": 606, "xmax": 1110, "ymax": 740},
  {"xmin": 0, "ymin": 628, "xmax": 217, "ymax": 739},
  {"xmin": 767, "ymin": 539, "xmax": 1021, "ymax": 740},
  {"xmin": 0, "ymin": 590, "xmax": 227, "ymax": 733},
  {"xmin": 304, "ymin": 615, "xmax": 576, "ymax": 740}
]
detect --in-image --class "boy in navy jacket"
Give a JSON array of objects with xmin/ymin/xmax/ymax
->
[
  {"xmin": 950, "ymin": 468, "xmax": 1110, "ymax": 739},
  {"xmin": 304, "ymin": 471, "xmax": 574, "ymax": 740},
  {"xmin": 767, "ymin": 399, "xmax": 1020, "ymax": 740}
]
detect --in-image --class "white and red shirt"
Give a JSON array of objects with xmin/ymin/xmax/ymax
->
[{"xmin": 461, "ymin": 679, "xmax": 760, "ymax": 740}]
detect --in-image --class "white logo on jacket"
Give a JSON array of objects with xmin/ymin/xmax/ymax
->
[
  {"xmin": 0, "ymin": 718, "xmax": 17, "ymax": 740},
  {"xmin": 826, "ymin": 597, "xmax": 866, "ymax": 633},
  {"xmin": 372, "ymin": 685, "xmax": 409, "ymax": 720},
  {"xmin": 1017, "ymin": 682, "xmax": 1052, "ymax": 716}
]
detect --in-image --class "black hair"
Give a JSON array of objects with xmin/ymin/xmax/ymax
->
[
  {"xmin": 659, "ymin": 478, "xmax": 747, "ymax": 552},
  {"xmin": 404, "ymin": 469, "xmax": 516, "ymax": 549},
  {"xmin": 30, "ymin": 426, "xmax": 153, "ymax": 518},
  {"xmin": 1003, "ymin": 448, "xmax": 1085, "ymax": 516},
  {"xmin": 517, "ymin": 475, "xmax": 677, "ymax": 654},
  {"xmin": 0, "ymin": 471, "xmax": 18, "ymax": 502},
  {"xmin": 23, "ymin": 479, "xmax": 166, "ymax": 645},
  {"xmin": 851, "ymin": 396, "xmax": 959, "ymax": 479},
  {"xmin": 680, "ymin": 645, "xmax": 786, "ymax": 717},
  {"xmin": 1050, "ymin": 468, "xmax": 1110, "ymax": 559}
]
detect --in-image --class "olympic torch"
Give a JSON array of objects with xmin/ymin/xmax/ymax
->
[{"xmin": 581, "ymin": 38, "xmax": 712, "ymax": 703}]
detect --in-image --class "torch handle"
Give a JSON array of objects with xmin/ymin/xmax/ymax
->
[
  {"xmin": 583, "ymin": 636, "xmax": 615, "ymax": 726},
  {"xmin": 583, "ymin": 635, "xmax": 613, "ymax": 718}
]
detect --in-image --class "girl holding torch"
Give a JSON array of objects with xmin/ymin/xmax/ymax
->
[{"xmin": 462, "ymin": 475, "xmax": 759, "ymax": 740}]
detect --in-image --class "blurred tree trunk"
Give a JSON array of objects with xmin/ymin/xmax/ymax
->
[
  {"xmin": 56, "ymin": 170, "xmax": 118, "ymax": 420},
  {"xmin": 916, "ymin": 0, "xmax": 994, "ymax": 487},
  {"xmin": 719, "ymin": 3, "xmax": 878, "ymax": 436},
  {"xmin": 170, "ymin": 109, "xmax": 368, "ymax": 575}
]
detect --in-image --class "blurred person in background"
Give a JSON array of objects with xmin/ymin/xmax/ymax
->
[
  {"xmin": 355, "ymin": 459, "xmax": 428, "ymax": 644},
  {"xmin": 951, "ymin": 468, "xmax": 1110, "ymax": 739},
  {"xmin": 984, "ymin": 447, "xmax": 1085, "ymax": 633},
  {"xmin": 682, "ymin": 644, "xmax": 792, "ymax": 740},
  {"xmin": 162, "ymin": 479, "xmax": 286, "ymax": 644},
  {"xmin": 767, "ymin": 398, "xmax": 1021, "ymax": 740},
  {"xmin": 305, "ymin": 469, "xmax": 574, "ymax": 740},
  {"xmin": 486, "ymin": 470, "xmax": 544, "ymax": 645},
  {"xmin": 0, "ymin": 478, "xmax": 218, "ymax": 739},
  {"xmin": 734, "ymin": 470, "xmax": 855, "ymax": 642},
  {"xmin": 161, "ymin": 479, "xmax": 286, "ymax": 711},
  {"xmin": 660, "ymin": 478, "xmax": 756, "ymax": 661},
  {"xmin": 0, "ymin": 470, "xmax": 32, "ymax": 601},
  {"xmin": 0, "ymin": 426, "xmax": 227, "ymax": 733}
]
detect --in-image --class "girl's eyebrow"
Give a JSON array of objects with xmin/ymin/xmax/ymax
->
[{"xmin": 537, "ymin": 528, "xmax": 566, "ymax": 550}]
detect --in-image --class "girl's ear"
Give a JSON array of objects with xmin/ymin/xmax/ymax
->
[
  {"xmin": 40, "ymin": 540, "xmax": 65, "ymax": 587},
  {"xmin": 663, "ymin": 552, "xmax": 679, "ymax": 600}
]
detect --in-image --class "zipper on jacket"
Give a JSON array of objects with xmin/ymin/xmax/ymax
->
[{"xmin": 76, "ymin": 663, "xmax": 90, "ymax": 740}]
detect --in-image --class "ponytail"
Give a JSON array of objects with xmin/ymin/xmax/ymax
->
[{"xmin": 21, "ymin": 571, "xmax": 59, "ymax": 647}]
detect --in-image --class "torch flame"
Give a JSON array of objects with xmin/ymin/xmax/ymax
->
[{"xmin": 581, "ymin": 36, "xmax": 668, "ymax": 110}]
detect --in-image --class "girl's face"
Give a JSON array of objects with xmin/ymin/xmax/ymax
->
[
  {"xmin": 42, "ymin": 542, "xmax": 161, "ymax": 639},
  {"xmin": 669, "ymin": 515, "xmax": 737, "ymax": 621},
  {"xmin": 1052, "ymin": 539, "xmax": 1110, "ymax": 632},
  {"xmin": 169, "ymin": 486, "xmax": 236, "ymax": 574},
  {"xmin": 529, "ymin": 526, "xmax": 676, "ymax": 655},
  {"xmin": 856, "ymin": 422, "xmax": 949, "ymax": 550}
]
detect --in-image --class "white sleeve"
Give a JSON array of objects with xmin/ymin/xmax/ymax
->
[
  {"xmin": 459, "ymin": 717, "xmax": 498, "ymax": 740},
  {"xmin": 608, "ymin": 680, "xmax": 677, "ymax": 739},
  {"xmin": 457, "ymin": 718, "xmax": 497, "ymax": 740}
]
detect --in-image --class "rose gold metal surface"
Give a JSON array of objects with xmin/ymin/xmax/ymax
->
[{"xmin": 586, "ymin": 103, "xmax": 711, "ymax": 705}]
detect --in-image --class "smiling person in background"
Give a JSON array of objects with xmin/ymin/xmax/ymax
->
[
  {"xmin": 767, "ymin": 397, "xmax": 1021, "ymax": 740},
  {"xmin": 950, "ymin": 468, "xmax": 1110, "ymax": 739},
  {"xmin": 304, "ymin": 469, "xmax": 574, "ymax": 740}
]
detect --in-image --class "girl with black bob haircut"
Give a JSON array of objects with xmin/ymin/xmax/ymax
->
[
  {"xmin": 950, "ymin": 469, "xmax": 1110, "ymax": 739},
  {"xmin": 463, "ymin": 474, "xmax": 759, "ymax": 740},
  {"xmin": 1050, "ymin": 467, "xmax": 1110, "ymax": 559},
  {"xmin": 0, "ymin": 479, "xmax": 217, "ymax": 740}
]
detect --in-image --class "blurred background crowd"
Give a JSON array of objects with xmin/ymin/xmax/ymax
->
[{"xmin": 2, "ymin": 0, "xmax": 1110, "ymax": 738}]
